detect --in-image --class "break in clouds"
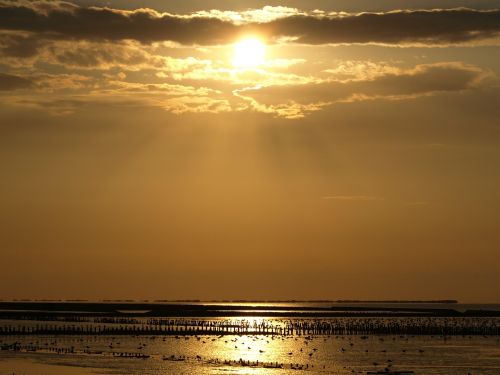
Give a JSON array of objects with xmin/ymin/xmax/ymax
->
[{"xmin": 0, "ymin": 1, "xmax": 497, "ymax": 118}]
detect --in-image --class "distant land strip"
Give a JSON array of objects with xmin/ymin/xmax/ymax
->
[
  {"xmin": 0, "ymin": 299, "xmax": 459, "ymax": 304},
  {"xmin": 0, "ymin": 301, "xmax": 498, "ymax": 318}
]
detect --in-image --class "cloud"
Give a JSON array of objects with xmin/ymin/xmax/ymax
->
[
  {"xmin": 404, "ymin": 201, "xmax": 430, "ymax": 206},
  {"xmin": 192, "ymin": 6, "xmax": 306, "ymax": 24},
  {"xmin": 260, "ymin": 8, "xmax": 500, "ymax": 46},
  {"xmin": 160, "ymin": 96, "xmax": 232, "ymax": 114},
  {"xmin": 0, "ymin": 61, "xmax": 490, "ymax": 118},
  {"xmin": 103, "ymin": 80, "xmax": 221, "ymax": 97},
  {"xmin": 42, "ymin": 40, "xmax": 166, "ymax": 70},
  {"xmin": 0, "ymin": 73, "xmax": 33, "ymax": 90},
  {"xmin": 33, "ymin": 73, "xmax": 92, "ymax": 92},
  {"xmin": 237, "ymin": 63, "xmax": 489, "ymax": 118},
  {"xmin": 0, "ymin": 1, "xmax": 238, "ymax": 45},
  {"xmin": 0, "ymin": 31, "xmax": 41, "ymax": 58},
  {"xmin": 0, "ymin": 34, "xmax": 216, "ymax": 74},
  {"xmin": 324, "ymin": 61, "xmax": 402, "ymax": 82},
  {"xmin": 1, "ymin": 73, "xmax": 232, "ymax": 115},
  {"xmin": 40, "ymin": 40, "xmax": 212, "ymax": 72},
  {"xmin": 0, "ymin": 2, "xmax": 499, "ymax": 46},
  {"xmin": 323, "ymin": 195, "xmax": 385, "ymax": 201},
  {"xmin": 5, "ymin": 92, "xmax": 232, "ymax": 116}
]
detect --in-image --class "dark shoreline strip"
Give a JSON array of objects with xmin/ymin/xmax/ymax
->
[{"xmin": 1, "ymin": 302, "xmax": 496, "ymax": 317}]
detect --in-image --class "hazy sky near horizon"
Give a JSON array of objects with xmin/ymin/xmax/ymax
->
[{"xmin": 1, "ymin": 0, "xmax": 500, "ymax": 302}]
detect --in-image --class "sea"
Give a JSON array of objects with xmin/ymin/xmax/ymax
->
[{"xmin": 0, "ymin": 301, "xmax": 499, "ymax": 374}]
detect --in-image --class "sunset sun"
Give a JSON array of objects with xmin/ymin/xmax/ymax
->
[{"xmin": 232, "ymin": 38, "xmax": 266, "ymax": 68}]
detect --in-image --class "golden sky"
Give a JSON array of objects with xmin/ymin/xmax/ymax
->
[{"xmin": 1, "ymin": 0, "xmax": 500, "ymax": 302}]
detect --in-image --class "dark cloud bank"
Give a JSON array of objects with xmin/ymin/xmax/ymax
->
[
  {"xmin": 0, "ymin": 1, "xmax": 499, "ymax": 45},
  {"xmin": 0, "ymin": 73, "xmax": 32, "ymax": 90}
]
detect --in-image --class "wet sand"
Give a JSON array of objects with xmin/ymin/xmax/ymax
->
[{"xmin": 0, "ymin": 357, "xmax": 106, "ymax": 375}]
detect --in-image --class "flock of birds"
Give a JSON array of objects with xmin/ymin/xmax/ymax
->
[{"xmin": 2, "ymin": 333, "xmax": 495, "ymax": 374}]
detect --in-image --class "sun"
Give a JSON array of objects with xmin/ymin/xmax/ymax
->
[{"xmin": 232, "ymin": 38, "xmax": 266, "ymax": 69}]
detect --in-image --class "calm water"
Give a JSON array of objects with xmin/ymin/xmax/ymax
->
[
  {"xmin": 1, "ymin": 302, "xmax": 499, "ymax": 374},
  {"xmin": 1, "ymin": 333, "xmax": 500, "ymax": 374}
]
